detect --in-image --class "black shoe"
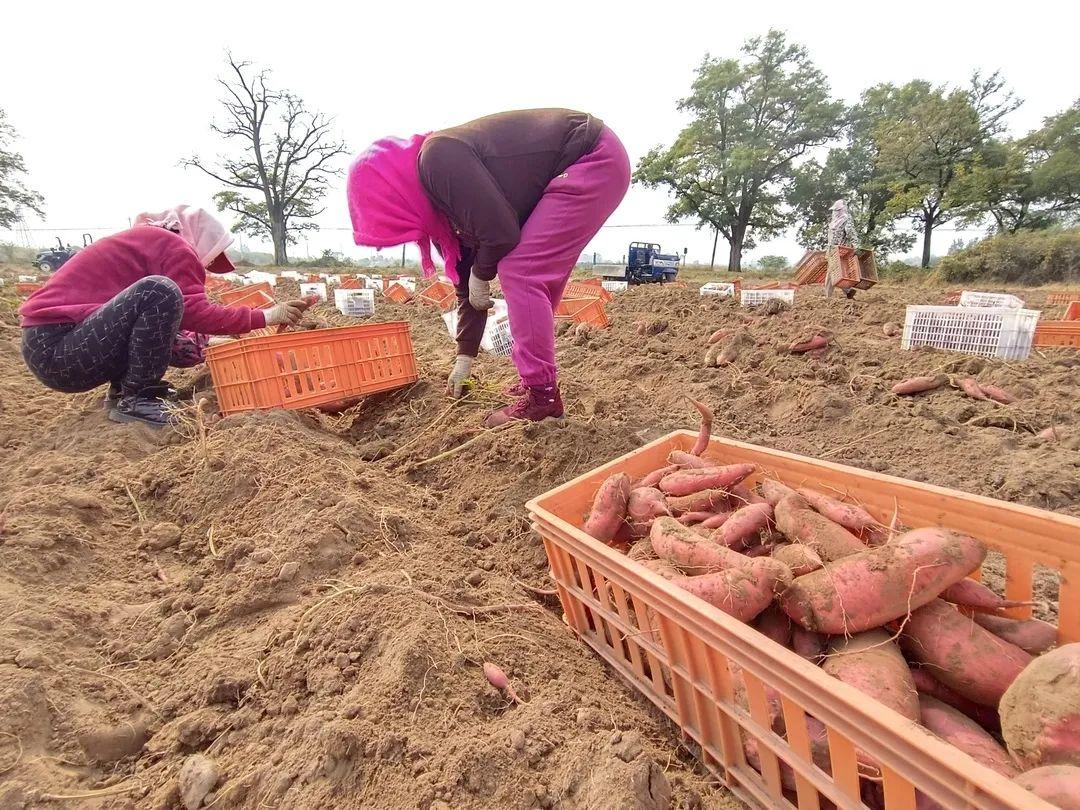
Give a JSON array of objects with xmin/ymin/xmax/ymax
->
[
  {"xmin": 104, "ymin": 382, "xmax": 176, "ymax": 411},
  {"xmin": 108, "ymin": 394, "xmax": 174, "ymax": 427}
]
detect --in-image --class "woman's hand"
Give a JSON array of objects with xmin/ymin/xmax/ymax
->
[
  {"xmin": 468, "ymin": 276, "xmax": 494, "ymax": 311},
  {"xmin": 446, "ymin": 354, "xmax": 474, "ymax": 397},
  {"xmin": 262, "ymin": 299, "xmax": 310, "ymax": 326}
]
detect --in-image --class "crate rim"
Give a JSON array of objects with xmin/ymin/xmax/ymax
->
[
  {"xmin": 527, "ymin": 429, "xmax": 1074, "ymax": 810},
  {"xmin": 205, "ymin": 321, "xmax": 413, "ymax": 360}
]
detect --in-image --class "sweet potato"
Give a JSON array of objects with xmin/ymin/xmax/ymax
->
[
  {"xmin": 774, "ymin": 494, "xmax": 865, "ymax": 561},
  {"xmin": 789, "ymin": 334, "xmax": 828, "ymax": 353},
  {"xmin": 650, "ymin": 516, "xmax": 748, "ymax": 574},
  {"xmin": 671, "ymin": 560, "xmax": 792, "ymax": 622},
  {"xmin": 902, "ymin": 599, "xmax": 1031, "ymax": 707},
  {"xmin": 659, "ymin": 464, "xmax": 755, "ymax": 497},
  {"xmin": 707, "ymin": 328, "xmax": 728, "ymax": 345},
  {"xmin": 626, "ymin": 487, "xmax": 670, "ymax": 538},
  {"xmin": 668, "ymin": 450, "xmax": 709, "ymax": 469},
  {"xmin": 792, "ymin": 627, "xmax": 827, "ymax": 663},
  {"xmin": 1013, "ymin": 765, "xmax": 1080, "ymax": 809},
  {"xmin": 910, "ymin": 666, "xmax": 1001, "ymax": 733},
  {"xmin": 729, "ymin": 483, "xmax": 767, "ymax": 506},
  {"xmin": 666, "ymin": 488, "xmax": 730, "ymax": 515},
  {"xmin": 891, "ymin": 374, "xmax": 948, "ymax": 395},
  {"xmin": 640, "ymin": 558, "xmax": 680, "ymax": 579},
  {"xmin": 686, "ymin": 397, "xmax": 713, "ymax": 455},
  {"xmin": 711, "ymin": 502, "xmax": 773, "ymax": 550},
  {"xmin": 823, "ymin": 631, "xmax": 921, "ymax": 723},
  {"xmin": 754, "ymin": 605, "xmax": 793, "ymax": 648},
  {"xmin": 979, "ymin": 383, "xmax": 1017, "ymax": 405},
  {"xmin": 973, "ymin": 613, "xmax": 1058, "ymax": 656},
  {"xmin": 882, "ymin": 322, "xmax": 901, "ymax": 337},
  {"xmin": 1000, "ymin": 643, "xmax": 1080, "ymax": 768},
  {"xmin": 773, "ymin": 543, "xmax": 823, "ymax": 577},
  {"xmin": 636, "ymin": 464, "xmax": 678, "ymax": 489},
  {"xmin": 1038, "ymin": 425, "xmax": 1064, "ymax": 442},
  {"xmin": 582, "ymin": 473, "xmax": 632, "ymax": 542},
  {"xmin": 699, "ymin": 511, "xmax": 733, "ymax": 530},
  {"xmin": 760, "ymin": 478, "xmax": 797, "ymax": 507},
  {"xmin": 796, "ymin": 487, "xmax": 879, "ymax": 536},
  {"xmin": 677, "ymin": 510, "xmax": 717, "ymax": 525},
  {"xmin": 956, "ymin": 377, "xmax": 988, "ymax": 400},
  {"xmin": 779, "ymin": 528, "xmax": 987, "ymax": 634},
  {"xmin": 918, "ymin": 695, "xmax": 1018, "ymax": 777},
  {"xmin": 940, "ymin": 578, "xmax": 1035, "ymax": 613}
]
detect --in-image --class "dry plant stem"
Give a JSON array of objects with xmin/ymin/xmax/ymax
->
[
  {"xmin": 820, "ymin": 427, "xmax": 891, "ymax": 459},
  {"xmin": 123, "ymin": 484, "xmax": 145, "ymax": 534},
  {"xmin": 66, "ymin": 666, "xmax": 163, "ymax": 720},
  {"xmin": 40, "ymin": 783, "xmax": 139, "ymax": 800},
  {"xmin": 412, "ymin": 422, "xmax": 526, "ymax": 469},
  {"xmin": 0, "ymin": 731, "xmax": 23, "ymax": 775}
]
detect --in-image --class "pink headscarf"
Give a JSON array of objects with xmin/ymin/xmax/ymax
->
[
  {"xmin": 346, "ymin": 133, "xmax": 461, "ymax": 283},
  {"xmin": 133, "ymin": 205, "xmax": 235, "ymax": 273}
]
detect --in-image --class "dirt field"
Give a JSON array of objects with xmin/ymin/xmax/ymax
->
[{"xmin": 0, "ymin": 270, "xmax": 1077, "ymax": 809}]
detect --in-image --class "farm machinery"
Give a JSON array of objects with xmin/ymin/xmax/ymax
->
[{"xmin": 592, "ymin": 242, "xmax": 685, "ymax": 285}]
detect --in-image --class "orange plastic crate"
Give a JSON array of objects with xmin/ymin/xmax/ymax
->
[
  {"xmin": 1046, "ymin": 291, "xmax": 1080, "ymax": 305},
  {"xmin": 417, "ymin": 279, "xmax": 456, "ymax": 312},
  {"xmin": 1065, "ymin": 301, "xmax": 1079, "ymax": 321},
  {"xmin": 527, "ymin": 431, "xmax": 1078, "ymax": 810},
  {"xmin": 15, "ymin": 282, "xmax": 44, "ymax": 296},
  {"xmin": 205, "ymin": 277, "xmax": 234, "ymax": 296},
  {"xmin": 1034, "ymin": 320, "xmax": 1080, "ymax": 348},
  {"xmin": 338, "ymin": 277, "xmax": 363, "ymax": 289},
  {"xmin": 220, "ymin": 282, "xmax": 274, "ymax": 306},
  {"xmin": 220, "ymin": 288, "xmax": 275, "ymax": 309},
  {"xmin": 205, "ymin": 322, "xmax": 418, "ymax": 415},
  {"xmin": 384, "ymin": 282, "xmax": 413, "ymax": 304},
  {"xmin": 555, "ymin": 296, "xmax": 609, "ymax": 329},
  {"xmin": 564, "ymin": 279, "xmax": 613, "ymax": 302}
]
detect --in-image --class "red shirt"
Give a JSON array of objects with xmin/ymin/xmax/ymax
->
[{"xmin": 19, "ymin": 226, "xmax": 266, "ymax": 334}]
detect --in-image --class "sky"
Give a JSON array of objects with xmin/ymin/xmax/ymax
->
[{"xmin": 1, "ymin": 1, "xmax": 1077, "ymax": 267}]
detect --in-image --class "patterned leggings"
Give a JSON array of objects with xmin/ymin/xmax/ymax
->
[{"xmin": 22, "ymin": 276, "xmax": 184, "ymax": 396}]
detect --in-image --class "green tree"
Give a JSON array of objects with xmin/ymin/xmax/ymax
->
[
  {"xmin": 183, "ymin": 55, "xmax": 348, "ymax": 265},
  {"xmin": 954, "ymin": 101, "xmax": 1080, "ymax": 233},
  {"xmin": 754, "ymin": 254, "xmax": 789, "ymax": 271},
  {"xmin": 635, "ymin": 31, "xmax": 843, "ymax": 273},
  {"xmin": 0, "ymin": 108, "xmax": 45, "ymax": 228},
  {"xmin": 877, "ymin": 72, "xmax": 1019, "ymax": 268},
  {"xmin": 788, "ymin": 83, "xmax": 926, "ymax": 258}
]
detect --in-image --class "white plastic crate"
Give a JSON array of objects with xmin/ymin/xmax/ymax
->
[
  {"xmin": 901, "ymin": 305, "xmax": 1041, "ymax": 361},
  {"xmin": 740, "ymin": 288, "xmax": 794, "ymax": 308},
  {"xmin": 959, "ymin": 290, "xmax": 1025, "ymax": 309},
  {"xmin": 364, "ymin": 276, "xmax": 383, "ymax": 290},
  {"xmin": 244, "ymin": 271, "xmax": 278, "ymax": 287},
  {"xmin": 299, "ymin": 282, "xmax": 327, "ymax": 301},
  {"xmin": 320, "ymin": 273, "xmax": 341, "ymax": 285},
  {"xmin": 601, "ymin": 280, "xmax": 628, "ymax": 293},
  {"xmin": 441, "ymin": 299, "xmax": 514, "ymax": 356},
  {"xmin": 700, "ymin": 282, "xmax": 735, "ymax": 298},
  {"xmin": 18, "ymin": 274, "xmax": 38, "ymax": 282},
  {"xmin": 279, "ymin": 270, "xmax": 302, "ymax": 281},
  {"xmin": 335, "ymin": 288, "xmax": 375, "ymax": 317}
]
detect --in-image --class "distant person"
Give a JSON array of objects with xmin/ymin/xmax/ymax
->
[
  {"xmin": 346, "ymin": 109, "xmax": 630, "ymax": 426},
  {"xmin": 19, "ymin": 206, "xmax": 309, "ymax": 427}
]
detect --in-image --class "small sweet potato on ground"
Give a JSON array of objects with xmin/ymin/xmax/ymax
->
[
  {"xmin": 891, "ymin": 374, "xmax": 948, "ymax": 395},
  {"xmin": 956, "ymin": 377, "xmax": 988, "ymax": 400},
  {"xmin": 980, "ymin": 383, "xmax": 1017, "ymax": 405},
  {"xmin": 918, "ymin": 694, "xmax": 1018, "ymax": 777},
  {"xmin": 582, "ymin": 473, "xmax": 632, "ymax": 542},
  {"xmin": 789, "ymin": 334, "xmax": 828, "ymax": 354},
  {"xmin": 902, "ymin": 599, "xmax": 1031, "ymax": 707},
  {"xmin": 1000, "ymin": 642, "xmax": 1080, "ymax": 768},
  {"xmin": 780, "ymin": 528, "xmax": 986, "ymax": 634}
]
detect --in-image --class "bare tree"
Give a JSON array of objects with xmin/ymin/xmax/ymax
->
[{"xmin": 183, "ymin": 55, "xmax": 348, "ymax": 265}]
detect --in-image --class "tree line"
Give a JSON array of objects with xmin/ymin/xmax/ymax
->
[
  {"xmin": 3, "ymin": 37, "xmax": 1076, "ymax": 269},
  {"xmin": 636, "ymin": 30, "xmax": 1079, "ymax": 271}
]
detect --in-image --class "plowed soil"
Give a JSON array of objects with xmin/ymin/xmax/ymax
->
[{"xmin": 0, "ymin": 270, "xmax": 1077, "ymax": 809}]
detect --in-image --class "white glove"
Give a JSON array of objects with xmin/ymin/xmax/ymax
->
[
  {"xmin": 468, "ymin": 275, "xmax": 494, "ymax": 311},
  {"xmin": 446, "ymin": 354, "xmax": 474, "ymax": 398},
  {"xmin": 261, "ymin": 300, "xmax": 306, "ymax": 326}
]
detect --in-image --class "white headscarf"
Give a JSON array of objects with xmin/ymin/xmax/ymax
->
[{"xmin": 134, "ymin": 205, "xmax": 233, "ymax": 269}]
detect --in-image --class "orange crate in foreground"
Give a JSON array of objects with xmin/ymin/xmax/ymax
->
[
  {"xmin": 219, "ymin": 282, "xmax": 274, "ymax": 307},
  {"xmin": 564, "ymin": 279, "xmax": 613, "ymax": 302},
  {"xmin": 1034, "ymin": 320, "xmax": 1080, "ymax": 348},
  {"xmin": 527, "ymin": 431, "xmax": 1078, "ymax": 810},
  {"xmin": 1046, "ymin": 291, "xmax": 1080, "ymax": 305},
  {"xmin": 206, "ymin": 322, "xmax": 418, "ymax": 415},
  {"xmin": 555, "ymin": 296, "xmax": 609, "ymax": 329}
]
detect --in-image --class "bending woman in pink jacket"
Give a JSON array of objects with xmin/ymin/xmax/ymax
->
[
  {"xmin": 347, "ymin": 109, "xmax": 630, "ymax": 426},
  {"xmin": 19, "ymin": 206, "xmax": 308, "ymax": 427}
]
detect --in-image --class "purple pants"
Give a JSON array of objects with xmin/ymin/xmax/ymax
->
[{"xmin": 498, "ymin": 127, "xmax": 630, "ymax": 386}]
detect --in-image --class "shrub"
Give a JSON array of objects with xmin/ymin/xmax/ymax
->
[{"xmin": 937, "ymin": 229, "xmax": 1080, "ymax": 286}]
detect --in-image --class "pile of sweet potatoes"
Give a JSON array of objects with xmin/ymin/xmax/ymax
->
[{"xmin": 576, "ymin": 399, "xmax": 1076, "ymax": 806}]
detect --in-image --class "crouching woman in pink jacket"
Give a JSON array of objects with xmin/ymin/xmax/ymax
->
[
  {"xmin": 346, "ymin": 109, "xmax": 630, "ymax": 426},
  {"xmin": 19, "ymin": 206, "xmax": 308, "ymax": 427}
]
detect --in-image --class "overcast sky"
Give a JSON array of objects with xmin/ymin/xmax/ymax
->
[{"xmin": 2, "ymin": 1, "xmax": 1077, "ymax": 266}]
